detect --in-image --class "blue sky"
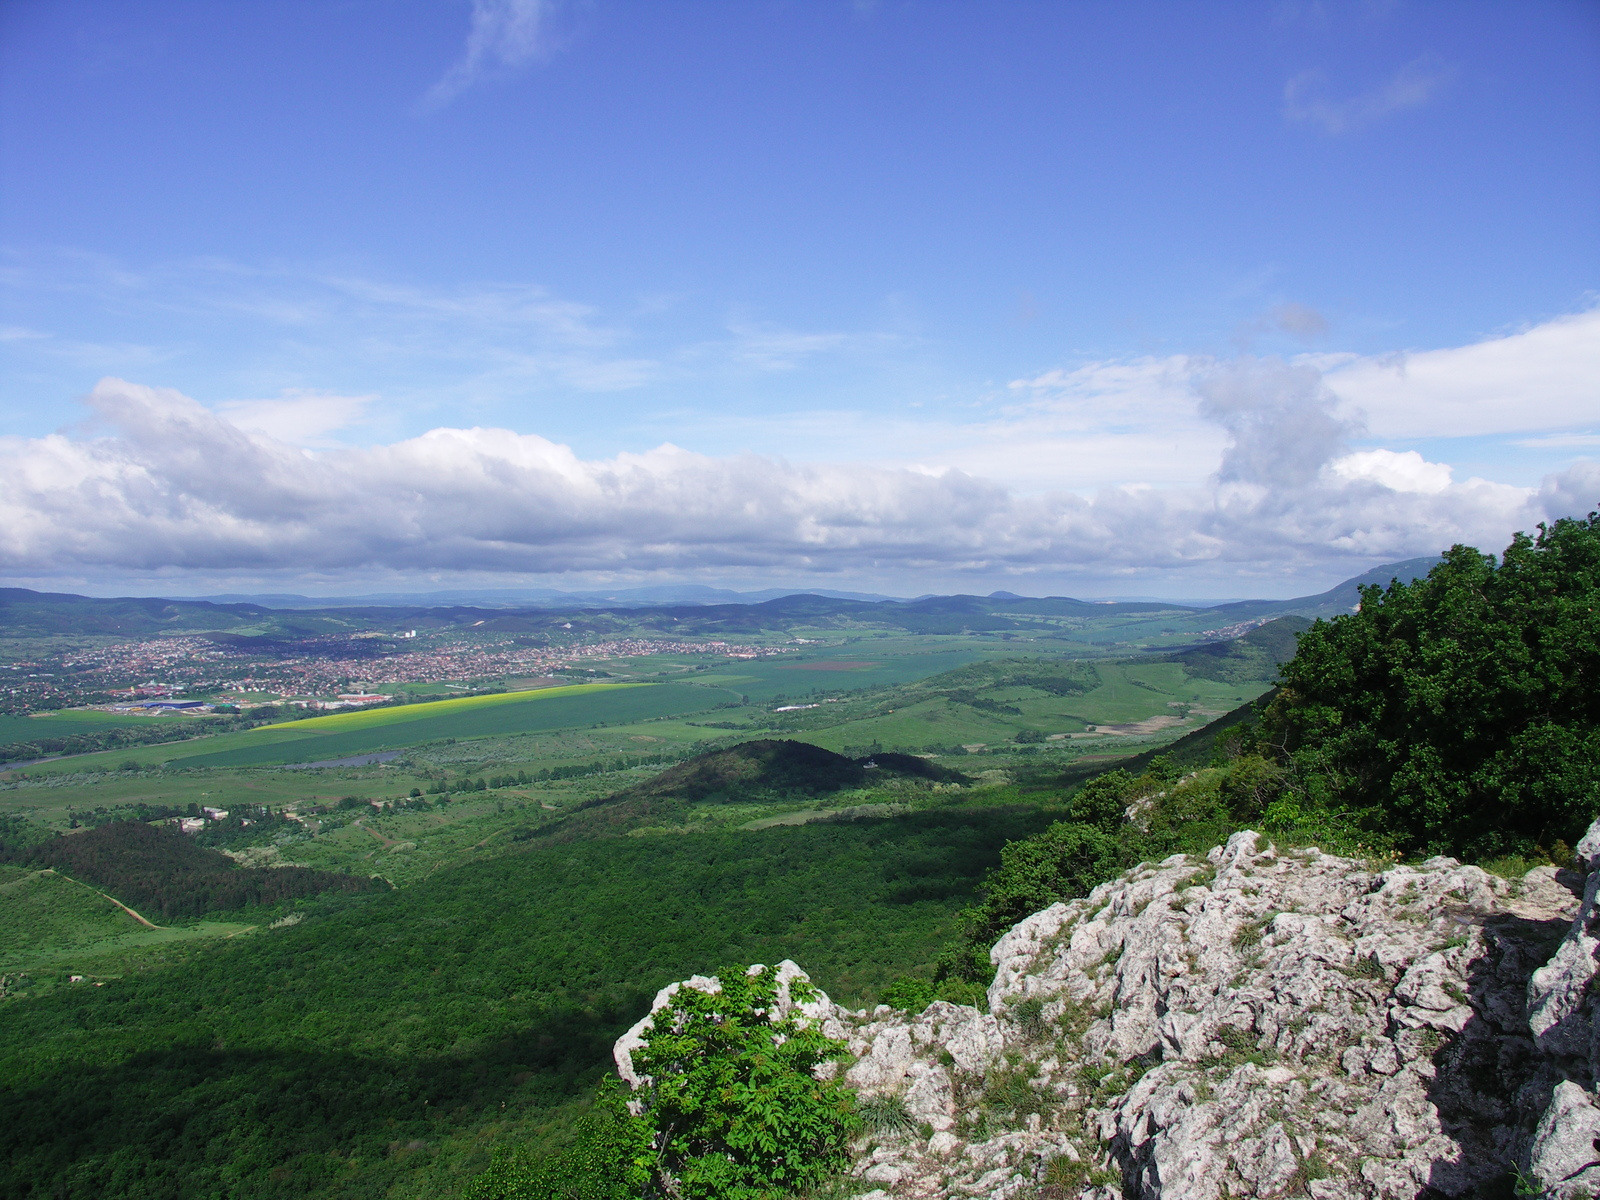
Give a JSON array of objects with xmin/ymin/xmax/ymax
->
[{"xmin": 0, "ymin": 0, "xmax": 1596, "ymax": 598}]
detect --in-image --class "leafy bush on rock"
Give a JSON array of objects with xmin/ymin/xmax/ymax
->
[{"xmin": 465, "ymin": 964, "xmax": 858, "ymax": 1200}]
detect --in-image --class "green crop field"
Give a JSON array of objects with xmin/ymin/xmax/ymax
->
[
  {"xmin": 20, "ymin": 682, "xmax": 740, "ymax": 773},
  {"xmin": 692, "ymin": 640, "xmax": 1048, "ymax": 702},
  {"xmin": 0, "ymin": 709, "xmax": 195, "ymax": 744}
]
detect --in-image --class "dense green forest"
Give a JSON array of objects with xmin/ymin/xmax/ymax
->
[
  {"xmin": 0, "ymin": 792, "xmax": 1054, "ymax": 1197},
  {"xmin": 1261, "ymin": 514, "xmax": 1599, "ymax": 860},
  {"xmin": 10, "ymin": 821, "xmax": 383, "ymax": 920}
]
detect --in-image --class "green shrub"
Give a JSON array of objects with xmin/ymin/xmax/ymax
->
[
  {"xmin": 878, "ymin": 976, "xmax": 937, "ymax": 1013},
  {"xmin": 464, "ymin": 965, "xmax": 858, "ymax": 1200},
  {"xmin": 1218, "ymin": 755, "xmax": 1285, "ymax": 822},
  {"xmin": 1065, "ymin": 771, "xmax": 1135, "ymax": 832},
  {"xmin": 1145, "ymin": 754, "xmax": 1180, "ymax": 783},
  {"xmin": 937, "ymin": 821, "xmax": 1126, "ymax": 982},
  {"xmin": 631, "ymin": 964, "xmax": 860, "ymax": 1199},
  {"xmin": 1262, "ymin": 514, "xmax": 1600, "ymax": 860}
]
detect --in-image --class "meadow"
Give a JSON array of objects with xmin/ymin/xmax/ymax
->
[
  {"xmin": 0, "ymin": 709, "xmax": 183, "ymax": 740},
  {"xmin": 687, "ymin": 637, "xmax": 1051, "ymax": 701}
]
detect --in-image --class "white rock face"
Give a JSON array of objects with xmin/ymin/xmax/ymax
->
[
  {"xmin": 1524, "ymin": 822, "xmax": 1600, "ymax": 1199},
  {"xmin": 618, "ymin": 825, "xmax": 1600, "ymax": 1198}
]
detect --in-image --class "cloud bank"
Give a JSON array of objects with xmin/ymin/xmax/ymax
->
[
  {"xmin": 1319, "ymin": 307, "xmax": 1600, "ymax": 439},
  {"xmin": 2, "ymin": 370, "xmax": 1590, "ymax": 588}
]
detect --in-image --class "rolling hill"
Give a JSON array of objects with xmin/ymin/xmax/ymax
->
[{"xmin": 0, "ymin": 558, "xmax": 1442, "ymax": 642}]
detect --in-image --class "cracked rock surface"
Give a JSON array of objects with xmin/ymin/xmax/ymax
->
[{"xmin": 620, "ymin": 825, "xmax": 1600, "ymax": 1198}]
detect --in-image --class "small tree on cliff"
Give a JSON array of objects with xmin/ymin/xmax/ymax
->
[
  {"xmin": 464, "ymin": 963, "xmax": 858, "ymax": 1200},
  {"xmin": 631, "ymin": 964, "xmax": 859, "ymax": 1199}
]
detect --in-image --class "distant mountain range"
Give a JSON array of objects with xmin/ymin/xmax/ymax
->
[
  {"xmin": 0, "ymin": 557, "xmax": 1441, "ymax": 640},
  {"xmin": 185, "ymin": 584, "xmax": 905, "ymax": 609}
]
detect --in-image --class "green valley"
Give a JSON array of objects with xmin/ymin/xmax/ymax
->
[{"xmin": 0, "ymin": 563, "xmax": 1459, "ymax": 1199}]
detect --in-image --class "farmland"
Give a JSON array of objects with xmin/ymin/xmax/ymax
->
[{"xmin": 14, "ymin": 682, "xmax": 739, "ymax": 773}]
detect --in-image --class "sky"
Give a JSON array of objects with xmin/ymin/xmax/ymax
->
[{"xmin": 0, "ymin": 0, "xmax": 1596, "ymax": 600}]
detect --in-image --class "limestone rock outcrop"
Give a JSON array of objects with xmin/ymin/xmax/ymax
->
[{"xmin": 618, "ymin": 823, "xmax": 1600, "ymax": 1198}]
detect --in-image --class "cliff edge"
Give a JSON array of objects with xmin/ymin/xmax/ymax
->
[{"xmin": 619, "ymin": 822, "xmax": 1600, "ymax": 1198}]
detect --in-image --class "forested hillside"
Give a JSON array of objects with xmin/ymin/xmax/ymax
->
[
  {"xmin": 0, "ymin": 798, "xmax": 1052, "ymax": 1198},
  {"xmin": 458, "ymin": 516, "xmax": 1600, "ymax": 1197},
  {"xmin": 1163, "ymin": 614, "xmax": 1311, "ymax": 684},
  {"xmin": 13, "ymin": 822, "xmax": 383, "ymax": 920}
]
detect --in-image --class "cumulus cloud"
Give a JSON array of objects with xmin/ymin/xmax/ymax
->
[
  {"xmin": 1330, "ymin": 449, "xmax": 1452, "ymax": 495},
  {"xmin": 1284, "ymin": 54, "xmax": 1454, "ymax": 135},
  {"xmin": 0, "ymin": 374, "xmax": 1588, "ymax": 586},
  {"xmin": 1198, "ymin": 359, "xmax": 1357, "ymax": 489},
  {"xmin": 1321, "ymin": 306, "xmax": 1600, "ymax": 439},
  {"xmin": 424, "ymin": 0, "xmax": 554, "ymax": 109}
]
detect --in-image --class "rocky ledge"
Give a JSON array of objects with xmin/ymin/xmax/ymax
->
[{"xmin": 617, "ymin": 824, "xmax": 1600, "ymax": 1198}]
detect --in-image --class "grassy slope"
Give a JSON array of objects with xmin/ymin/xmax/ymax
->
[
  {"xmin": 0, "ymin": 862, "xmax": 255, "ymax": 975},
  {"xmin": 694, "ymin": 643, "xmax": 1024, "ymax": 702},
  {"xmin": 772, "ymin": 658, "xmax": 1268, "ymax": 754},
  {"xmin": 0, "ymin": 866, "xmax": 144, "ymax": 969}
]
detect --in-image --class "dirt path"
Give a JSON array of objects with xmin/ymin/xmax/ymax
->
[
  {"xmin": 46, "ymin": 869, "xmax": 162, "ymax": 928},
  {"xmin": 352, "ymin": 820, "xmax": 397, "ymax": 848}
]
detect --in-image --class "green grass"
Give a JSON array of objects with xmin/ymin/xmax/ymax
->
[
  {"xmin": 692, "ymin": 640, "xmax": 1035, "ymax": 702},
  {"xmin": 0, "ymin": 867, "xmax": 146, "ymax": 969},
  {"xmin": 0, "ymin": 863, "xmax": 261, "ymax": 976},
  {"xmin": 765, "ymin": 657, "xmax": 1269, "ymax": 754}
]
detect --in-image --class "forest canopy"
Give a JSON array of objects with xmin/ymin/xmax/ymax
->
[
  {"xmin": 1260, "ymin": 511, "xmax": 1599, "ymax": 860},
  {"xmin": 11, "ymin": 821, "xmax": 383, "ymax": 919}
]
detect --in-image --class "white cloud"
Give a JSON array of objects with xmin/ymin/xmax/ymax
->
[
  {"xmin": 0, "ymin": 374, "xmax": 1587, "ymax": 587},
  {"xmin": 722, "ymin": 321, "xmax": 854, "ymax": 372},
  {"xmin": 1271, "ymin": 302, "xmax": 1330, "ymax": 339},
  {"xmin": 215, "ymin": 391, "xmax": 375, "ymax": 446},
  {"xmin": 1321, "ymin": 306, "xmax": 1600, "ymax": 439},
  {"xmin": 424, "ymin": 0, "xmax": 554, "ymax": 109},
  {"xmin": 1330, "ymin": 449, "xmax": 1452, "ymax": 494},
  {"xmin": 1516, "ymin": 433, "xmax": 1600, "ymax": 449},
  {"xmin": 1284, "ymin": 54, "xmax": 1454, "ymax": 135}
]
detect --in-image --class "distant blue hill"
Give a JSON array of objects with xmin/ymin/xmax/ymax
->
[
  {"xmin": 0, "ymin": 557, "xmax": 1444, "ymax": 639},
  {"xmin": 193, "ymin": 584, "xmax": 905, "ymax": 609},
  {"xmin": 1200, "ymin": 557, "xmax": 1442, "ymax": 621}
]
